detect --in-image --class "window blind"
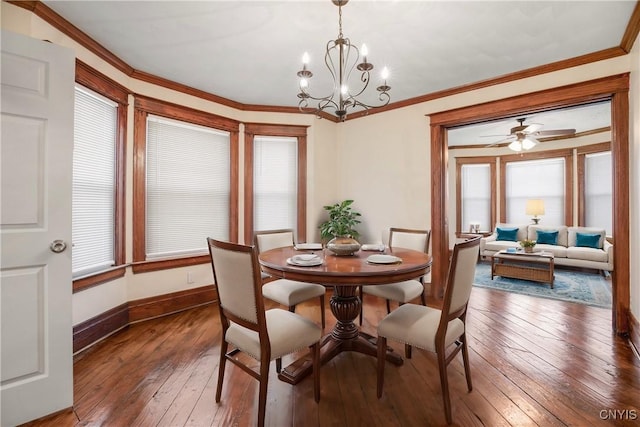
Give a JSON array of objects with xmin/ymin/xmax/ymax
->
[
  {"xmin": 461, "ymin": 164, "xmax": 491, "ymax": 232},
  {"xmin": 72, "ymin": 85, "xmax": 117, "ymax": 278},
  {"xmin": 253, "ymin": 136, "xmax": 298, "ymax": 232},
  {"xmin": 146, "ymin": 115, "xmax": 230, "ymax": 259},
  {"xmin": 585, "ymin": 151, "xmax": 612, "ymax": 235},
  {"xmin": 505, "ymin": 158, "xmax": 565, "ymax": 224}
]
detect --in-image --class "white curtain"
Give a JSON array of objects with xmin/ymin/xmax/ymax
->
[
  {"xmin": 253, "ymin": 136, "xmax": 298, "ymax": 232},
  {"xmin": 505, "ymin": 158, "xmax": 565, "ymax": 225},
  {"xmin": 585, "ymin": 151, "xmax": 612, "ymax": 235},
  {"xmin": 72, "ymin": 85, "xmax": 117, "ymax": 278},
  {"xmin": 461, "ymin": 163, "xmax": 491, "ymax": 232},
  {"xmin": 146, "ymin": 115, "xmax": 230, "ymax": 259}
]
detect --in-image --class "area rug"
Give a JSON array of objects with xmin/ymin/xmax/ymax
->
[{"xmin": 473, "ymin": 262, "xmax": 612, "ymax": 308}]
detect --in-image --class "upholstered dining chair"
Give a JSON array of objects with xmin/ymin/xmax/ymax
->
[
  {"xmin": 207, "ymin": 238, "xmax": 321, "ymax": 427},
  {"xmin": 359, "ymin": 228, "xmax": 431, "ymax": 325},
  {"xmin": 375, "ymin": 236, "xmax": 480, "ymax": 425},
  {"xmin": 255, "ymin": 229, "xmax": 326, "ymax": 329}
]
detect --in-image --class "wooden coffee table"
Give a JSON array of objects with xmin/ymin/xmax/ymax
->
[{"xmin": 491, "ymin": 250, "xmax": 555, "ymax": 288}]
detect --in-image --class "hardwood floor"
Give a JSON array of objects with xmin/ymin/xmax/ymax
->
[{"xmin": 24, "ymin": 286, "xmax": 640, "ymax": 427}]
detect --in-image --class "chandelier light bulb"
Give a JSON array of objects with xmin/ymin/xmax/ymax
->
[
  {"xmin": 381, "ymin": 66, "xmax": 389, "ymax": 80},
  {"xmin": 341, "ymin": 84, "xmax": 348, "ymax": 95},
  {"xmin": 300, "ymin": 78, "xmax": 308, "ymax": 88},
  {"xmin": 302, "ymin": 52, "xmax": 310, "ymax": 65},
  {"xmin": 361, "ymin": 43, "xmax": 368, "ymax": 60}
]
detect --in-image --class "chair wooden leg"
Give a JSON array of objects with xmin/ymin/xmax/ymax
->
[
  {"xmin": 377, "ymin": 336, "xmax": 387, "ymax": 398},
  {"xmin": 405, "ymin": 343, "xmax": 412, "ymax": 359},
  {"xmin": 215, "ymin": 340, "xmax": 228, "ymax": 402},
  {"xmin": 288, "ymin": 305, "xmax": 296, "ymax": 313},
  {"xmin": 461, "ymin": 334, "xmax": 473, "ymax": 392},
  {"xmin": 311, "ymin": 342, "xmax": 320, "ymax": 402},
  {"xmin": 276, "ymin": 357, "xmax": 282, "ymax": 373},
  {"xmin": 358, "ymin": 286, "xmax": 364, "ymax": 326},
  {"xmin": 319, "ymin": 294, "xmax": 326, "ymax": 329},
  {"xmin": 437, "ymin": 348, "xmax": 453, "ymax": 425},
  {"xmin": 257, "ymin": 358, "xmax": 270, "ymax": 427},
  {"xmin": 386, "ymin": 299, "xmax": 391, "ymax": 314},
  {"xmin": 420, "ymin": 291, "xmax": 426, "ymax": 306}
]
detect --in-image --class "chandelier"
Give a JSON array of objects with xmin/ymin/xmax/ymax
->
[{"xmin": 296, "ymin": 0, "xmax": 391, "ymax": 121}]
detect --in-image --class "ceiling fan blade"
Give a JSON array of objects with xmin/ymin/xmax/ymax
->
[
  {"xmin": 523, "ymin": 123, "xmax": 543, "ymax": 133},
  {"xmin": 534, "ymin": 128, "xmax": 576, "ymax": 137},
  {"xmin": 485, "ymin": 136, "xmax": 515, "ymax": 148},
  {"xmin": 480, "ymin": 134, "xmax": 511, "ymax": 138}
]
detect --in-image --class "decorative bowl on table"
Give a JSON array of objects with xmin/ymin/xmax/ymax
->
[{"xmin": 326, "ymin": 235, "xmax": 361, "ymax": 256}]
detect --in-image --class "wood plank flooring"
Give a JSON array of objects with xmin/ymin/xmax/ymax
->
[{"xmin": 24, "ymin": 286, "xmax": 640, "ymax": 426}]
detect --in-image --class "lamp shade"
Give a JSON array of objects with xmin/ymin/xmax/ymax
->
[{"xmin": 525, "ymin": 199, "xmax": 545, "ymax": 216}]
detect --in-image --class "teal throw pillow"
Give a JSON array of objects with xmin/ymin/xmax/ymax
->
[
  {"xmin": 496, "ymin": 227, "xmax": 518, "ymax": 242},
  {"xmin": 536, "ymin": 230, "xmax": 558, "ymax": 245},
  {"xmin": 575, "ymin": 232, "xmax": 601, "ymax": 249}
]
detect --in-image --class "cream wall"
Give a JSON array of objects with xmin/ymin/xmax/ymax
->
[{"xmin": 3, "ymin": 2, "xmax": 637, "ymax": 328}]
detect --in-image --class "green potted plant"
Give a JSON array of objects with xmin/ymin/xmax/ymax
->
[
  {"xmin": 319, "ymin": 199, "xmax": 362, "ymax": 255},
  {"xmin": 519, "ymin": 239, "xmax": 537, "ymax": 253}
]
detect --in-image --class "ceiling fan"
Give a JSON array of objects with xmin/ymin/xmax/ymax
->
[{"xmin": 483, "ymin": 118, "xmax": 576, "ymax": 152}]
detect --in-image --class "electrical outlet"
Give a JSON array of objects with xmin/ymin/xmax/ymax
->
[{"xmin": 187, "ymin": 272, "xmax": 194, "ymax": 284}]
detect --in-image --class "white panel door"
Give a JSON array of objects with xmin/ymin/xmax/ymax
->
[{"xmin": 1, "ymin": 30, "xmax": 75, "ymax": 426}]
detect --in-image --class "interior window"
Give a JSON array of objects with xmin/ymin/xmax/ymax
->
[
  {"xmin": 584, "ymin": 151, "xmax": 612, "ymax": 235},
  {"xmin": 505, "ymin": 158, "xmax": 565, "ymax": 225},
  {"xmin": 145, "ymin": 115, "xmax": 230, "ymax": 259},
  {"xmin": 253, "ymin": 136, "xmax": 298, "ymax": 232},
  {"xmin": 72, "ymin": 85, "xmax": 117, "ymax": 278},
  {"xmin": 460, "ymin": 163, "xmax": 491, "ymax": 232}
]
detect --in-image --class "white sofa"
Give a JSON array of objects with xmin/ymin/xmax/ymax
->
[{"xmin": 480, "ymin": 223, "xmax": 613, "ymax": 272}]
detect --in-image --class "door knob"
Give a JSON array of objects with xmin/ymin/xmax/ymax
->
[{"xmin": 50, "ymin": 239, "xmax": 67, "ymax": 253}]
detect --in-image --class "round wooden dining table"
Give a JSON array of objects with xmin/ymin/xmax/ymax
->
[{"xmin": 259, "ymin": 246, "xmax": 432, "ymax": 385}]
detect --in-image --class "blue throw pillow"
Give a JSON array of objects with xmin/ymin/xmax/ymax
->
[
  {"xmin": 576, "ymin": 232, "xmax": 601, "ymax": 249},
  {"xmin": 536, "ymin": 230, "xmax": 559, "ymax": 245},
  {"xmin": 496, "ymin": 227, "xmax": 518, "ymax": 242}
]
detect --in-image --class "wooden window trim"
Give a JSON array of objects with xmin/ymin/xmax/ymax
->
[
  {"xmin": 577, "ymin": 142, "xmax": 612, "ymax": 225},
  {"xmin": 498, "ymin": 148, "xmax": 574, "ymax": 225},
  {"xmin": 73, "ymin": 60, "xmax": 128, "ymax": 292},
  {"xmin": 132, "ymin": 95, "xmax": 240, "ymax": 273},
  {"xmin": 455, "ymin": 157, "xmax": 496, "ymax": 235},
  {"xmin": 243, "ymin": 123, "xmax": 308, "ymax": 245}
]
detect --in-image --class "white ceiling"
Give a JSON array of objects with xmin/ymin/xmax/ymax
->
[
  {"xmin": 447, "ymin": 100, "xmax": 612, "ymax": 147},
  {"xmin": 43, "ymin": 1, "xmax": 635, "ymax": 104},
  {"xmin": 41, "ymin": 0, "xmax": 632, "ymax": 131}
]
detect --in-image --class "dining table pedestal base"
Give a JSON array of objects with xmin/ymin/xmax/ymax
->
[{"xmin": 277, "ymin": 284, "xmax": 403, "ymax": 385}]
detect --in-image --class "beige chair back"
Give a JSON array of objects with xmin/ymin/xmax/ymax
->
[
  {"xmin": 254, "ymin": 229, "xmax": 295, "ymax": 253},
  {"xmin": 441, "ymin": 236, "xmax": 480, "ymax": 319},
  {"xmin": 389, "ymin": 228, "xmax": 430, "ymax": 253},
  {"xmin": 207, "ymin": 238, "xmax": 263, "ymax": 326}
]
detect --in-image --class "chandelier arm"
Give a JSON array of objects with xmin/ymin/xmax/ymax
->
[{"xmin": 344, "ymin": 71, "xmax": 371, "ymax": 99}]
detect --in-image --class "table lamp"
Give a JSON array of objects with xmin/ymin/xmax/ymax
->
[{"xmin": 525, "ymin": 199, "xmax": 545, "ymax": 224}]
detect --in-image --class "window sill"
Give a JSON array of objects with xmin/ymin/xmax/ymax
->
[
  {"xmin": 131, "ymin": 255, "xmax": 210, "ymax": 274},
  {"xmin": 73, "ymin": 265, "xmax": 127, "ymax": 293}
]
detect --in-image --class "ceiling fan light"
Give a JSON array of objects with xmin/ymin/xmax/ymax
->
[
  {"xmin": 508, "ymin": 140, "xmax": 522, "ymax": 152},
  {"xmin": 522, "ymin": 137, "xmax": 536, "ymax": 150}
]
